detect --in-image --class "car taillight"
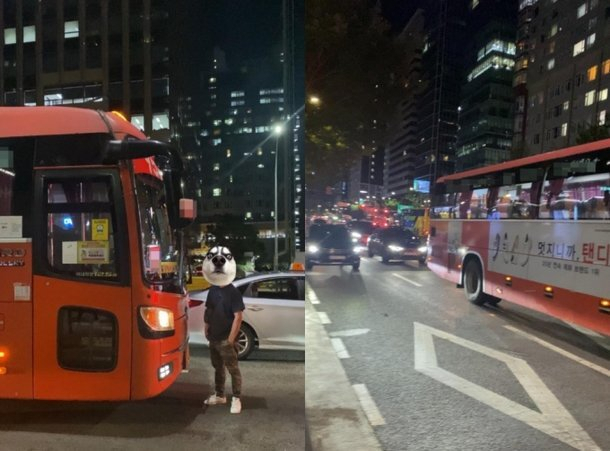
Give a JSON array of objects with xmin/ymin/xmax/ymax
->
[{"xmin": 188, "ymin": 299, "xmax": 204, "ymax": 308}]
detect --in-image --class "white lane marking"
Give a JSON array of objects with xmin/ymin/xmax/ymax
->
[
  {"xmin": 392, "ymin": 273, "xmax": 423, "ymax": 287},
  {"xmin": 504, "ymin": 325, "xmax": 610, "ymax": 378},
  {"xmin": 318, "ymin": 312, "xmax": 331, "ymax": 324},
  {"xmin": 352, "ymin": 384, "xmax": 386, "ymax": 427},
  {"xmin": 308, "ymin": 288, "xmax": 321, "ymax": 305},
  {"xmin": 331, "ymin": 338, "xmax": 350, "ymax": 359},
  {"xmin": 329, "ymin": 328, "xmax": 370, "ymax": 338},
  {"xmin": 414, "ymin": 322, "xmax": 601, "ymax": 451}
]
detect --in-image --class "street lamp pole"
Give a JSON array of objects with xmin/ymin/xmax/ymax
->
[{"xmin": 273, "ymin": 124, "xmax": 283, "ymax": 271}]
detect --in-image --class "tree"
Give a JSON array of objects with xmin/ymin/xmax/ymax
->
[{"xmin": 306, "ymin": 0, "xmax": 408, "ymax": 190}]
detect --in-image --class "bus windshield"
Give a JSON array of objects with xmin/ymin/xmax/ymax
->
[{"xmin": 135, "ymin": 172, "xmax": 180, "ymax": 290}]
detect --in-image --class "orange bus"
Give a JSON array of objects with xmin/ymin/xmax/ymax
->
[
  {"xmin": 0, "ymin": 107, "xmax": 195, "ymax": 400},
  {"xmin": 428, "ymin": 138, "xmax": 610, "ymax": 336}
]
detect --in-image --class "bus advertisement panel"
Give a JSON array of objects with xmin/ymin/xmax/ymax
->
[{"xmin": 428, "ymin": 138, "xmax": 610, "ymax": 336}]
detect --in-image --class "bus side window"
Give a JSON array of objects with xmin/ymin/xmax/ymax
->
[
  {"xmin": 562, "ymin": 173, "xmax": 610, "ymax": 219},
  {"xmin": 456, "ymin": 191, "xmax": 471, "ymax": 219}
]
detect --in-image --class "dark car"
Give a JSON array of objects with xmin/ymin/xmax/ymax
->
[
  {"xmin": 367, "ymin": 227, "xmax": 427, "ymax": 265},
  {"xmin": 306, "ymin": 224, "xmax": 360, "ymax": 270}
]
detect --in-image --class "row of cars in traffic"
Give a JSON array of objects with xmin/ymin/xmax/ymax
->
[
  {"xmin": 305, "ymin": 221, "xmax": 428, "ymax": 270},
  {"xmin": 187, "ymin": 220, "xmax": 426, "ymax": 360}
]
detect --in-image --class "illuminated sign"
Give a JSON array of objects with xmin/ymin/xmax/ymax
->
[{"xmin": 414, "ymin": 179, "xmax": 430, "ymax": 193}]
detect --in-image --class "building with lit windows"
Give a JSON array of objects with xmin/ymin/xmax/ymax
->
[
  {"xmin": 198, "ymin": 51, "xmax": 285, "ymax": 226},
  {"xmin": 0, "ymin": 0, "xmax": 173, "ymax": 137},
  {"xmin": 522, "ymin": 0, "xmax": 610, "ymax": 154},
  {"xmin": 385, "ymin": 9, "xmax": 424, "ymax": 199},
  {"xmin": 456, "ymin": 0, "xmax": 517, "ymax": 171},
  {"xmin": 413, "ymin": 0, "xmax": 468, "ymax": 185},
  {"xmin": 348, "ymin": 148, "xmax": 385, "ymax": 204}
]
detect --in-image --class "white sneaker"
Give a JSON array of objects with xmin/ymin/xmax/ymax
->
[
  {"xmin": 230, "ymin": 396, "xmax": 242, "ymax": 414},
  {"xmin": 204, "ymin": 394, "xmax": 227, "ymax": 406}
]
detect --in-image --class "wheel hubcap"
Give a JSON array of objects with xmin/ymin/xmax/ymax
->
[{"xmin": 236, "ymin": 331, "xmax": 248, "ymax": 355}]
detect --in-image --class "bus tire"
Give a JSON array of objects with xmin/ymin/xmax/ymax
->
[
  {"xmin": 463, "ymin": 260, "xmax": 487, "ymax": 306},
  {"xmin": 236, "ymin": 324, "xmax": 256, "ymax": 360}
]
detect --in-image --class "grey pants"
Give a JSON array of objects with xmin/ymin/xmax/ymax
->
[{"xmin": 209, "ymin": 339, "xmax": 242, "ymax": 397}]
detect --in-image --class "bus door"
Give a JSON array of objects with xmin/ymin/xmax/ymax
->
[{"xmin": 32, "ymin": 169, "xmax": 132, "ymax": 400}]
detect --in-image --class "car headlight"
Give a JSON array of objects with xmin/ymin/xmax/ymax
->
[
  {"xmin": 307, "ymin": 244, "xmax": 319, "ymax": 253},
  {"xmin": 351, "ymin": 231, "xmax": 362, "ymax": 238},
  {"xmin": 388, "ymin": 244, "xmax": 404, "ymax": 252},
  {"xmin": 418, "ymin": 246, "xmax": 428, "ymax": 253}
]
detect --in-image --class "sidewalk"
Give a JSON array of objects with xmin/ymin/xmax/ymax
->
[{"xmin": 305, "ymin": 284, "xmax": 383, "ymax": 451}]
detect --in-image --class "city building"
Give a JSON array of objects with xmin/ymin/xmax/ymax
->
[
  {"xmin": 198, "ymin": 50, "xmax": 285, "ymax": 226},
  {"xmin": 512, "ymin": 0, "xmax": 537, "ymax": 158},
  {"xmin": 348, "ymin": 148, "xmax": 384, "ymax": 204},
  {"xmin": 385, "ymin": 9, "xmax": 424, "ymax": 199},
  {"xmin": 521, "ymin": 0, "xmax": 610, "ymax": 155},
  {"xmin": 0, "ymin": 0, "xmax": 173, "ymax": 137},
  {"xmin": 456, "ymin": 0, "xmax": 517, "ymax": 171},
  {"xmin": 413, "ymin": 0, "xmax": 468, "ymax": 186}
]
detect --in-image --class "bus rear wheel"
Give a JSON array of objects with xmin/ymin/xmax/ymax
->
[{"xmin": 463, "ymin": 260, "xmax": 487, "ymax": 306}]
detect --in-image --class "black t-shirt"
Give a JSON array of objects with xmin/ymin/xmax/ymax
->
[{"xmin": 204, "ymin": 284, "xmax": 245, "ymax": 341}]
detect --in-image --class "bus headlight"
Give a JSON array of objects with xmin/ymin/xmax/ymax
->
[
  {"xmin": 307, "ymin": 244, "xmax": 319, "ymax": 254},
  {"xmin": 138, "ymin": 306, "xmax": 175, "ymax": 339}
]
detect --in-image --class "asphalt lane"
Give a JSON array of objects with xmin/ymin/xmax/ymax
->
[
  {"xmin": 0, "ymin": 346, "xmax": 304, "ymax": 451},
  {"xmin": 307, "ymin": 256, "xmax": 610, "ymax": 451}
]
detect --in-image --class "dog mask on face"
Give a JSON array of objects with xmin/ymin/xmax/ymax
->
[{"xmin": 201, "ymin": 245, "xmax": 237, "ymax": 286}]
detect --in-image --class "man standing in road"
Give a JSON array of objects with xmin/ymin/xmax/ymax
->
[{"xmin": 201, "ymin": 246, "xmax": 245, "ymax": 414}]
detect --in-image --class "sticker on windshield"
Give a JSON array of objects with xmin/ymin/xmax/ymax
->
[
  {"xmin": 78, "ymin": 241, "xmax": 110, "ymax": 264},
  {"xmin": 92, "ymin": 219, "xmax": 109, "ymax": 241}
]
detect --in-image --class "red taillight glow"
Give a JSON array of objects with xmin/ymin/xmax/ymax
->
[{"xmin": 188, "ymin": 299, "xmax": 204, "ymax": 308}]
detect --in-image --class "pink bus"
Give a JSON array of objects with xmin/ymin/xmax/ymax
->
[{"xmin": 428, "ymin": 138, "xmax": 610, "ymax": 335}]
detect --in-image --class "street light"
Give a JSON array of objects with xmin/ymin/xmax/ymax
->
[{"xmin": 273, "ymin": 123, "xmax": 284, "ymax": 271}]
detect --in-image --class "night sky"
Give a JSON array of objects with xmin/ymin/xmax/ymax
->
[
  {"xmin": 203, "ymin": 1, "xmax": 284, "ymax": 68},
  {"xmin": 380, "ymin": 0, "xmax": 425, "ymax": 31}
]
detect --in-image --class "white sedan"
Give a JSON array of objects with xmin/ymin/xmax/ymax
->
[{"xmin": 188, "ymin": 271, "xmax": 305, "ymax": 359}]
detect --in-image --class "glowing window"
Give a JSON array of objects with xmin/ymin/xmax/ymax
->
[
  {"xmin": 64, "ymin": 21, "xmax": 79, "ymax": 39},
  {"xmin": 599, "ymin": 89, "xmax": 608, "ymax": 101},
  {"xmin": 573, "ymin": 40, "xmax": 585, "ymax": 56},
  {"xmin": 213, "ymin": 188, "xmax": 221, "ymax": 197},
  {"xmin": 587, "ymin": 65, "xmax": 598, "ymax": 81},
  {"xmin": 585, "ymin": 90, "xmax": 596, "ymax": 106},
  {"xmin": 599, "ymin": 110, "xmax": 606, "ymax": 125}
]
